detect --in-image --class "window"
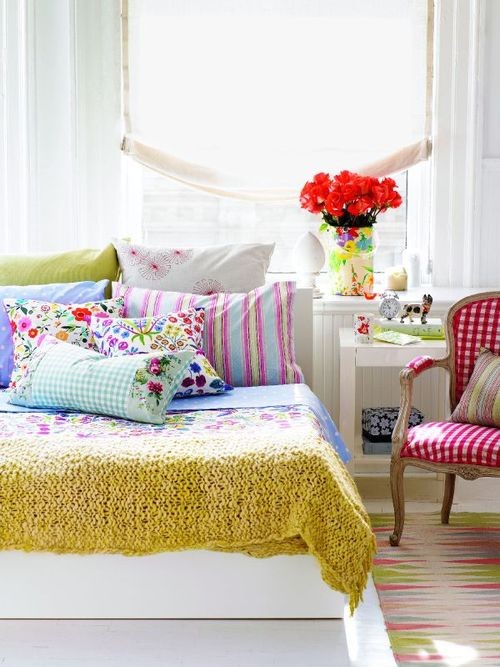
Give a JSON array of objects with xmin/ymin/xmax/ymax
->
[
  {"xmin": 125, "ymin": 0, "xmax": 431, "ymax": 275},
  {"xmin": 141, "ymin": 171, "xmax": 407, "ymax": 274}
]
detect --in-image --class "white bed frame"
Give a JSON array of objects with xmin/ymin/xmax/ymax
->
[{"xmin": 0, "ymin": 288, "xmax": 346, "ymax": 619}]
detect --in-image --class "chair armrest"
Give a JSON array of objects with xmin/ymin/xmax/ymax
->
[
  {"xmin": 405, "ymin": 354, "xmax": 436, "ymax": 376},
  {"xmin": 392, "ymin": 355, "xmax": 450, "ymax": 457}
]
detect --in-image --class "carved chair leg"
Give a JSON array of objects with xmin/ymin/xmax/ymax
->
[
  {"xmin": 441, "ymin": 473, "xmax": 456, "ymax": 524},
  {"xmin": 390, "ymin": 458, "xmax": 406, "ymax": 546}
]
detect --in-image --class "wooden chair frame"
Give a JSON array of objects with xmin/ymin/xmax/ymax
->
[{"xmin": 390, "ymin": 291, "xmax": 500, "ymax": 547}]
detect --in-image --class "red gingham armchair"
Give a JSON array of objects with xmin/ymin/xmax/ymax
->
[{"xmin": 390, "ymin": 292, "xmax": 500, "ymax": 546}]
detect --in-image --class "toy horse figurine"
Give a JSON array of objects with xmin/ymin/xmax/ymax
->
[{"xmin": 400, "ymin": 294, "xmax": 433, "ymax": 324}]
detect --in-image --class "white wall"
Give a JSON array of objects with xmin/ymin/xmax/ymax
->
[
  {"xmin": 0, "ymin": 0, "xmax": 123, "ymax": 254},
  {"xmin": 478, "ymin": 0, "xmax": 500, "ymax": 287}
]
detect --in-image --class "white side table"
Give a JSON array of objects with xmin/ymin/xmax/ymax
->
[{"xmin": 338, "ymin": 328, "xmax": 447, "ymax": 475}]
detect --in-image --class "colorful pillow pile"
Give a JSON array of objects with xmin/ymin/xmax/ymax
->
[
  {"xmin": 9, "ymin": 335, "xmax": 193, "ymax": 424},
  {"xmin": 0, "ymin": 242, "xmax": 304, "ymax": 420}
]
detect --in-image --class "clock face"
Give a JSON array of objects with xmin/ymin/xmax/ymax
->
[{"xmin": 379, "ymin": 297, "xmax": 401, "ymax": 320}]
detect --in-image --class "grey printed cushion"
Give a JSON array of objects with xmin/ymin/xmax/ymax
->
[
  {"xmin": 8, "ymin": 336, "xmax": 193, "ymax": 424},
  {"xmin": 362, "ymin": 406, "xmax": 424, "ymax": 442}
]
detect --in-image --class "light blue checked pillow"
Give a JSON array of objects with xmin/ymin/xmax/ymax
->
[{"xmin": 8, "ymin": 336, "xmax": 194, "ymax": 424}]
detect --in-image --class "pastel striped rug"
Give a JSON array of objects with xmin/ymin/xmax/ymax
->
[{"xmin": 371, "ymin": 513, "xmax": 500, "ymax": 666}]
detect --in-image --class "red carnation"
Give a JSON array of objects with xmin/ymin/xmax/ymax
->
[
  {"xmin": 299, "ymin": 172, "xmax": 332, "ymax": 214},
  {"xmin": 324, "ymin": 188, "xmax": 344, "ymax": 217},
  {"xmin": 347, "ymin": 196, "xmax": 373, "ymax": 216}
]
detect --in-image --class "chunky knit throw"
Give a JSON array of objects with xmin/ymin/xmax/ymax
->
[{"xmin": 0, "ymin": 429, "xmax": 375, "ymax": 611}]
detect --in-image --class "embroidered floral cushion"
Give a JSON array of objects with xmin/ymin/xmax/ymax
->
[
  {"xmin": 8, "ymin": 336, "xmax": 193, "ymax": 424},
  {"xmin": 451, "ymin": 348, "xmax": 500, "ymax": 428},
  {"xmin": 4, "ymin": 296, "xmax": 124, "ymax": 387},
  {"xmin": 112, "ymin": 281, "xmax": 304, "ymax": 387},
  {"xmin": 90, "ymin": 313, "xmax": 232, "ymax": 398},
  {"xmin": 0, "ymin": 279, "xmax": 109, "ymax": 388},
  {"xmin": 92, "ymin": 311, "xmax": 204, "ymax": 355},
  {"xmin": 113, "ymin": 240, "xmax": 274, "ymax": 294}
]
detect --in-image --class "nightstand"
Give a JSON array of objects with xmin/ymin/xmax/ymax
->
[{"xmin": 338, "ymin": 328, "xmax": 448, "ymax": 475}]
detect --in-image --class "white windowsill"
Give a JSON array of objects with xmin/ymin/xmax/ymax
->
[
  {"xmin": 313, "ymin": 285, "xmax": 494, "ymax": 314},
  {"xmin": 266, "ymin": 273, "xmax": 493, "ymax": 314}
]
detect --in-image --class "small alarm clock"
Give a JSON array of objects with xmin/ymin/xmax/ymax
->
[{"xmin": 379, "ymin": 290, "xmax": 401, "ymax": 320}]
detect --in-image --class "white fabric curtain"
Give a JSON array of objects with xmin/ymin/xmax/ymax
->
[{"xmin": 123, "ymin": 0, "xmax": 431, "ymax": 201}]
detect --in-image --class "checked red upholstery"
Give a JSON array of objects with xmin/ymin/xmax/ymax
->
[
  {"xmin": 452, "ymin": 297, "xmax": 499, "ymax": 404},
  {"xmin": 401, "ymin": 421, "xmax": 500, "ymax": 468},
  {"xmin": 400, "ymin": 296, "xmax": 500, "ymax": 468}
]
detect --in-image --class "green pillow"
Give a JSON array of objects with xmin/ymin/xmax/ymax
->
[
  {"xmin": 0, "ymin": 245, "xmax": 119, "ymax": 296},
  {"xmin": 9, "ymin": 335, "xmax": 194, "ymax": 424}
]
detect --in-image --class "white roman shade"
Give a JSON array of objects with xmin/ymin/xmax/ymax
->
[{"xmin": 123, "ymin": 0, "xmax": 432, "ymax": 201}]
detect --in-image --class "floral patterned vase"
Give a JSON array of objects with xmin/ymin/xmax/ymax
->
[{"xmin": 328, "ymin": 226, "xmax": 375, "ymax": 296}]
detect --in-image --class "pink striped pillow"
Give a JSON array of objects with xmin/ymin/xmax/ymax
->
[{"xmin": 112, "ymin": 281, "xmax": 304, "ymax": 387}]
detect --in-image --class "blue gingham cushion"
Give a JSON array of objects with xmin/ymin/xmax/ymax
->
[{"xmin": 8, "ymin": 336, "xmax": 193, "ymax": 424}]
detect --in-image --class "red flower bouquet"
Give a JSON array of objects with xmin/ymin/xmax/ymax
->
[{"xmin": 300, "ymin": 170, "xmax": 402, "ymax": 229}]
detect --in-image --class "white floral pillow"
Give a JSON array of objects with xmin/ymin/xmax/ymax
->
[
  {"xmin": 113, "ymin": 240, "xmax": 274, "ymax": 294},
  {"xmin": 4, "ymin": 297, "xmax": 124, "ymax": 388},
  {"xmin": 90, "ymin": 313, "xmax": 232, "ymax": 399}
]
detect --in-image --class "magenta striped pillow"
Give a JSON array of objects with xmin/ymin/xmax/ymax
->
[{"xmin": 112, "ymin": 281, "xmax": 304, "ymax": 387}]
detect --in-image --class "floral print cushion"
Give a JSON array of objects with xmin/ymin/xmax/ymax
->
[
  {"xmin": 177, "ymin": 349, "xmax": 232, "ymax": 397},
  {"xmin": 8, "ymin": 335, "xmax": 193, "ymax": 424},
  {"xmin": 92, "ymin": 310, "xmax": 204, "ymax": 355},
  {"xmin": 4, "ymin": 296, "xmax": 124, "ymax": 388},
  {"xmin": 90, "ymin": 313, "xmax": 232, "ymax": 399}
]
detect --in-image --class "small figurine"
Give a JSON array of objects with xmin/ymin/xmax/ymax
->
[{"xmin": 400, "ymin": 294, "xmax": 433, "ymax": 324}]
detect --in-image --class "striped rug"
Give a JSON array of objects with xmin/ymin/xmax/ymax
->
[{"xmin": 371, "ymin": 513, "xmax": 500, "ymax": 666}]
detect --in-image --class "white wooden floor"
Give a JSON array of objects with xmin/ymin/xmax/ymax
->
[
  {"xmin": 1, "ymin": 500, "xmax": 496, "ymax": 667},
  {"xmin": 0, "ymin": 577, "xmax": 393, "ymax": 667}
]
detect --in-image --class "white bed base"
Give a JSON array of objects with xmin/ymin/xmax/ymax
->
[
  {"xmin": 0, "ymin": 551, "xmax": 345, "ymax": 619},
  {"xmin": 0, "ymin": 288, "xmax": 346, "ymax": 619}
]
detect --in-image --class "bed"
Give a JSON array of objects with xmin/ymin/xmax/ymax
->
[{"xmin": 0, "ymin": 289, "xmax": 374, "ymax": 618}]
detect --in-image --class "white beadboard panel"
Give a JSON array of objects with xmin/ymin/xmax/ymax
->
[{"xmin": 312, "ymin": 311, "xmax": 351, "ymax": 425}]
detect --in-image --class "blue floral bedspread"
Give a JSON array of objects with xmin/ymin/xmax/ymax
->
[{"xmin": 0, "ymin": 384, "xmax": 350, "ymax": 462}]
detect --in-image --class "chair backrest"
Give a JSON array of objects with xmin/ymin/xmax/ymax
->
[{"xmin": 446, "ymin": 292, "xmax": 500, "ymax": 410}]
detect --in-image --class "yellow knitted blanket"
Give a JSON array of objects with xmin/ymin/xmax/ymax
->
[{"xmin": 0, "ymin": 428, "xmax": 375, "ymax": 611}]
